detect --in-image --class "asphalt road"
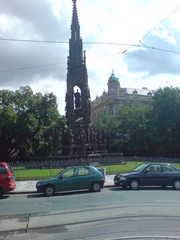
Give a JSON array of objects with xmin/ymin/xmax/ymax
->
[{"xmin": 0, "ymin": 187, "xmax": 180, "ymax": 239}]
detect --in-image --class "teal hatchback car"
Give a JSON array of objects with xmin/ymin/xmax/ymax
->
[{"xmin": 36, "ymin": 166, "xmax": 104, "ymax": 196}]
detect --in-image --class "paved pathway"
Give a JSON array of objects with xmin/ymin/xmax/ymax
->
[{"xmin": 12, "ymin": 175, "xmax": 115, "ymax": 193}]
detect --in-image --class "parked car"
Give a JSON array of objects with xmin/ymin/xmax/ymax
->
[
  {"xmin": 36, "ymin": 166, "xmax": 104, "ymax": 196},
  {"xmin": 0, "ymin": 162, "xmax": 16, "ymax": 197},
  {"xmin": 114, "ymin": 163, "xmax": 180, "ymax": 190}
]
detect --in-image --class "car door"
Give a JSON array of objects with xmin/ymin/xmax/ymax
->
[
  {"xmin": 161, "ymin": 164, "xmax": 180, "ymax": 186},
  {"xmin": 77, "ymin": 167, "xmax": 95, "ymax": 190},
  {"xmin": 57, "ymin": 167, "xmax": 78, "ymax": 191},
  {"xmin": 0, "ymin": 164, "xmax": 8, "ymax": 191},
  {"xmin": 142, "ymin": 164, "xmax": 163, "ymax": 186}
]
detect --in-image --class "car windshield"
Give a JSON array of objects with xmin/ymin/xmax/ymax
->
[
  {"xmin": 132, "ymin": 163, "xmax": 149, "ymax": 172},
  {"xmin": 55, "ymin": 168, "xmax": 67, "ymax": 178}
]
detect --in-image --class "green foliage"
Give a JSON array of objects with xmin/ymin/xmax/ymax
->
[
  {"xmin": 0, "ymin": 106, "xmax": 17, "ymax": 159},
  {"xmin": 151, "ymin": 87, "xmax": 180, "ymax": 157},
  {"xmin": 95, "ymin": 111, "xmax": 119, "ymax": 152},
  {"xmin": 95, "ymin": 87, "xmax": 180, "ymax": 158},
  {"xmin": 0, "ymin": 86, "xmax": 66, "ymax": 161},
  {"xmin": 116, "ymin": 101, "xmax": 152, "ymax": 156}
]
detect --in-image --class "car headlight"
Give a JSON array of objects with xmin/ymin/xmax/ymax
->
[
  {"xmin": 120, "ymin": 176, "xmax": 126, "ymax": 181},
  {"xmin": 36, "ymin": 182, "xmax": 41, "ymax": 186}
]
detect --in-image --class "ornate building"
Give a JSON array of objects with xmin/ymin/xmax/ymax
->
[
  {"xmin": 91, "ymin": 71, "xmax": 153, "ymax": 122},
  {"xmin": 65, "ymin": 0, "xmax": 91, "ymax": 154},
  {"xmin": 53, "ymin": 0, "xmax": 106, "ymax": 156}
]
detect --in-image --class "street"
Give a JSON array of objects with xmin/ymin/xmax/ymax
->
[{"xmin": 0, "ymin": 187, "xmax": 180, "ymax": 239}]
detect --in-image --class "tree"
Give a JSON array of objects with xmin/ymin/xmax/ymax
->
[
  {"xmin": 95, "ymin": 111, "xmax": 120, "ymax": 153},
  {"xmin": 0, "ymin": 106, "xmax": 17, "ymax": 160},
  {"xmin": 151, "ymin": 87, "xmax": 180, "ymax": 157},
  {"xmin": 116, "ymin": 101, "xmax": 153, "ymax": 156},
  {"xmin": 95, "ymin": 101, "xmax": 153, "ymax": 156},
  {"xmin": 0, "ymin": 86, "xmax": 66, "ymax": 160}
]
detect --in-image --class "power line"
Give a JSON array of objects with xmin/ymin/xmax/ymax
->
[
  {"xmin": 140, "ymin": 5, "xmax": 180, "ymax": 42},
  {"xmin": 0, "ymin": 5, "xmax": 179, "ymax": 74},
  {"xmin": 1, "ymin": 49, "xmax": 179, "ymax": 74},
  {"xmin": 0, "ymin": 62, "xmax": 66, "ymax": 73},
  {"xmin": 124, "ymin": 5, "xmax": 180, "ymax": 53},
  {"xmin": 0, "ymin": 38, "xmax": 68, "ymax": 44},
  {"xmin": 124, "ymin": 53, "xmax": 180, "ymax": 68},
  {"xmin": 0, "ymin": 38, "xmax": 179, "ymax": 54}
]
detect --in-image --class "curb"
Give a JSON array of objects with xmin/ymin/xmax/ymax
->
[{"xmin": 9, "ymin": 184, "xmax": 115, "ymax": 194}]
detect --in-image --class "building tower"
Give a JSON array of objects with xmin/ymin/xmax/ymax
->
[
  {"xmin": 65, "ymin": 0, "xmax": 91, "ymax": 154},
  {"xmin": 107, "ymin": 71, "xmax": 120, "ymax": 94}
]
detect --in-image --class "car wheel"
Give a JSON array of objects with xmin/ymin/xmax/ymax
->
[
  {"xmin": 44, "ymin": 185, "xmax": 55, "ymax": 196},
  {"xmin": 173, "ymin": 180, "xmax": 180, "ymax": 190},
  {"xmin": 91, "ymin": 182, "xmax": 101, "ymax": 192},
  {"xmin": 0, "ymin": 188, "xmax": 3, "ymax": 198},
  {"xmin": 130, "ymin": 180, "xmax": 139, "ymax": 190}
]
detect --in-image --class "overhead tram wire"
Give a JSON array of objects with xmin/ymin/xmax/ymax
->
[
  {"xmin": 0, "ymin": 38, "xmax": 179, "ymax": 55},
  {"xmin": 0, "ymin": 62, "xmax": 66, "ymax": 73},
  {"xmin": 121, "ymin": 4, "xmax": 180, "ymax": 54},
  {"xmin": 124, "ymin": 52, "xmax": 180, "ymax": 68},
  {"xmin": 0, "ymin": 5, "xmax": 179, "ymax": 74},
  {"xmin": 1, "ymin": 50, "xmax": 179, "ymax": 74},
  {"xmin": 140, "ymin": 5, "xmax": 180, "ymax": 43}
]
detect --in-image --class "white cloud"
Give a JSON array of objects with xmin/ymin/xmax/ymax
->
[{"xmin": 0, "ymin": 0, "xmax": 180, "ymax": 115}]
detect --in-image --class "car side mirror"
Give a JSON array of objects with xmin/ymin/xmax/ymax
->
[
  {"xmin": 60, "ymin": 175, "xmax": 64, "ymax": 179},
  {"xmin": 144, "ymin": 170, "xmax": 148, "ymax": 174}
]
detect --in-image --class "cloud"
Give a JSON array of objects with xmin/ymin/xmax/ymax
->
[
  {"xmin": 0, "ymin": 0, "xmax": 180, "ymax": 115},
  {"xmin": 123, "ymin": 22, "xmax": 180, "ymax": 76},
  {"xmin": 0, "ymin": 0, "xmax": 70, "ymax": 89}
]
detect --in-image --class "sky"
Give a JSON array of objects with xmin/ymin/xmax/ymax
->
[{"xmin": 0, "ymin": 0, "xmax": 180, "ymax": 115}]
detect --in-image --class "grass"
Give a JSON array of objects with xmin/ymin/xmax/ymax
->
[
  {"xmin": 99, "ymin": 161, "xmax": 144, "ymax": 174},
  {"xmin": 12, "ymin": 162, "xmax": 180, "ymax": 180},
  {"xmin": 13, "ymin": 168, "xmax": 64, "ymax": 180}
]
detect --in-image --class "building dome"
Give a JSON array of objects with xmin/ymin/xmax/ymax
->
[{"xmin": 108, "ymin": 72, "xmax": 119, "ymax": 83}]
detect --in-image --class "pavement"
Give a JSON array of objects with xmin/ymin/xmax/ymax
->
[{"xmin": 12, "ymin": 175, "xmax": 115, "ymax": 193}]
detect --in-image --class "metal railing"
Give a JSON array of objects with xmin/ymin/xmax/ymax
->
[{"xmin": 8, "ymin": 156, "xmax": 180, "ymax": 181}]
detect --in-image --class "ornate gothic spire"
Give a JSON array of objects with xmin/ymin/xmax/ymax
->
[
  {"xmin": 71, "ymin": 0, "xmax": 80, "ymax": 41},
  {"xmin": 69, "ymin": 0, "xmax": 83, "ymax": 65}
]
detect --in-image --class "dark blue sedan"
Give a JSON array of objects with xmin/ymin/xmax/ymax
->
[{"xmin": 114, "ymin": 163, "xmax": 180, "ymax": 190}]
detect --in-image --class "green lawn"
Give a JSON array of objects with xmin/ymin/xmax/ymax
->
[
  {"xmin": 12, "ymin": 162, "xmax": 180, "ymax": 180},
  {"xmin": 13, "ymin": 168, "xmax": 64, "ymax": 180}
]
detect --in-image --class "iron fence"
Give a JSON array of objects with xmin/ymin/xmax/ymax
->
[{"xmin": 8, "ymin": 156, "xmax": 180, "ymax": 181}]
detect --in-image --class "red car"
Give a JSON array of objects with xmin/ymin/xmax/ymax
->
[{"xmin": 0, "ymin": 162, "xmax": 16, "ymax": 197}]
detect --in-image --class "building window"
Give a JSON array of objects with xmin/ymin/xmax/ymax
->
[
  {"xmin": 111, "ymin": 86, "xmax": 113, "ymax": 91},
  {"xmin": 110, "ymin": 105, "xmax": 115, "ymax": 115},
  {"xmin": 115, "ymin": 86, "xmax": 117, "ymax": 92}
]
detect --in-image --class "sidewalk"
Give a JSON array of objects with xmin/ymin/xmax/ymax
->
[{"xmin": 12, "ymin": 175, "xmax": 115, "ymax": 193}]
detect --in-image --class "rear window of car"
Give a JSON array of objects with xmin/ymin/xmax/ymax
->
[
  {"xmin": 6, "ymin": 164, "xmax": 14, "ymax": 174},
  {"xmin": 162, "ymin": 165, "xmax": 179, "ymax": 172},
  {"xmin": 0, "ymin": 165, "xmax": 7, "ymax": 174},
  {"xmin": 78, "ymin": 167, "xmax": 94, "ymax": 176}
]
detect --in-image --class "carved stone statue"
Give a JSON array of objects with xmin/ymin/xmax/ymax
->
[
  {"xmin": 80, "ymin": 128, "xmax": 86, "ymax": 145},
  {"xmin": 69, "ymin": 128, "xmax": 74, "ymax": 145},
  {"xmin": 74, "ymin": 89, "xmax": 81, "ymax": 109}
]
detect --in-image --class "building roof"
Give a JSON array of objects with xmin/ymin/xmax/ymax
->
[
  {"xmin": 123, "ymin": 88, "xmax": 152, "ymax": 96},
  {"xmin": 108, "ymin": 73, "xmax": 119, "ymax": 83}
]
